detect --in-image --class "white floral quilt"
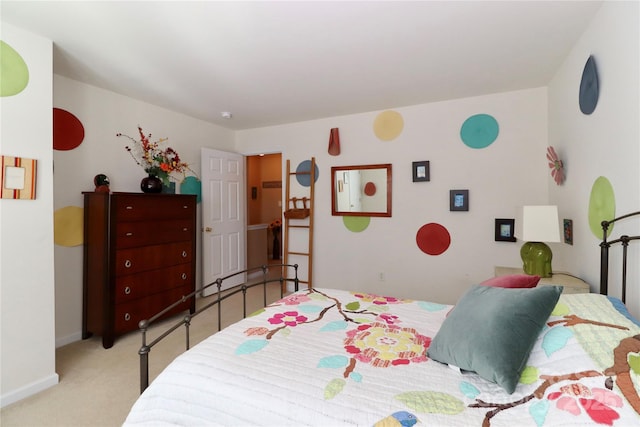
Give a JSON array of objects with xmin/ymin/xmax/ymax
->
[{"xmin": 124, "ymin": 288, "xmax": 640, "ymax": 426}]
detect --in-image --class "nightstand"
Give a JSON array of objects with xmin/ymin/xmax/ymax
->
[{"xmin": 494, "ymin": 266, "xmax": 591, "ymax": 294}]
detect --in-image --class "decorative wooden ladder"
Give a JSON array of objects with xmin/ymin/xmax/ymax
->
[{"xmin": 282, "ymin": 157, "xmax": 316, "ymax": 292}]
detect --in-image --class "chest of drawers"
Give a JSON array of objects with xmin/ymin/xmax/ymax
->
[{"xmin": 82, "ymin": 192, "xmax": 197, "ymax": 348}]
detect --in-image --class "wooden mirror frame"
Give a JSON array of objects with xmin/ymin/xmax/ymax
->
[{"xmin": 331, "ymin": 164, "xmax": 392, "ymax": 217}]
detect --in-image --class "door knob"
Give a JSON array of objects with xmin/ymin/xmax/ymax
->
[{"xmin": 204, "ymin": 227, "xmax": 213, "ymax": 232}]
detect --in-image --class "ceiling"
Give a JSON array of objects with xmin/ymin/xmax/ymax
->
[{"xmin": 2, "ymin": 1, "xmax": 602, "ymax": 130}]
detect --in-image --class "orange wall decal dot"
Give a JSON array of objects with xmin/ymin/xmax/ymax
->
[{"xmin": 364, "ymin": 182, "xmax": 376, "ymax": 196}]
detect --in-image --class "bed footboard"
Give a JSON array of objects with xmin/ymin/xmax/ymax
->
[
  {"xmin": 138, "ymin": 263, "xmax": 299, "ymax": 393},
  {"xmin": 600, "ymin": 211, "xmax": 640, "ymax": 302}
]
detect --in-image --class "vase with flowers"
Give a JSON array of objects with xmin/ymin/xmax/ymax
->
[
  {"xmin": 117, "ymin": 126, "xmax": 193, "ymax": 193},
  {"xmin": 269, "ymin": 219, "xmax": 282, "ymax": 260}
]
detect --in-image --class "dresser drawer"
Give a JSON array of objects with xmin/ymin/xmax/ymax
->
[
  {"xmin": 114, "ymin": 285, "xmax": 192, "ymax": 335},
  {"xmin": 114, "ymin": 265, "xmax": 192, "ymax": 304},
  {"xmin": 115, "ymin": 219, "xmax": 193, "ymax": 248},
  {"xmin": 112, "ymin": 194, "xmax": 195, "ymax": 221},
  {"xmin": 114, "ymin": 241, "xmax": 192, "ymax": 276}
]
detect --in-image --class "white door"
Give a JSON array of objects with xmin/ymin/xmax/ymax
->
[{"xmin": 201, "ymin": 148, "xmax": 246, "ymax": 295}]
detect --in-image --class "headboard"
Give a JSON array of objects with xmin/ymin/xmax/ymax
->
[{"xmin": 600, "ymin": 211, "xmax": 640, "ymax": 303}]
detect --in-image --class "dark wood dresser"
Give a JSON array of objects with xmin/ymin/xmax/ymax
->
[{"xmin": 82, "ymin": 192, "xmax": 197, "ymax": 349}]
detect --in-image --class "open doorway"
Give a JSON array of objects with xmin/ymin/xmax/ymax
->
[{"xmin": 246, "ymin": 153, "xmax": 282, "ymax": 273}]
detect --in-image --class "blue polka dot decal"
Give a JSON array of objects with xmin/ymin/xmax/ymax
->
[{"xmin": 296, "ymin": 160, "xmax": 320, "ymax": 187}]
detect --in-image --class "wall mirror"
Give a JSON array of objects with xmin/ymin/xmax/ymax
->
[{"xmin": 331, "ymin": 164, "xmax": 392, "ymax": 217}]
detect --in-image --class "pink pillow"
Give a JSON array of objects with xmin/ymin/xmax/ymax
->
[{"xmin": 480, "ymin": 274, "xmax": 540, "ymax": 288}]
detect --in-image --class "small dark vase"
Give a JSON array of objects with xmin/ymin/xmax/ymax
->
[{"xmin": 140, "ymin": 175, "xmax": 163, "ymax": 193}]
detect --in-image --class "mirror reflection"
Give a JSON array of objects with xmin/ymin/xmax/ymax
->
[{"xmin": 331, "ymin": 164, "xmax": 392, "ymax": 217}]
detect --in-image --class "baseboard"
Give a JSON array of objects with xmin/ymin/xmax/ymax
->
[
  {"xmin": 56, "ymin": 331, "xmax": 82, "ymax": 348},
  {"xmin": 1, "ymin": 373, "xmax": 59, "ymax": 408}
]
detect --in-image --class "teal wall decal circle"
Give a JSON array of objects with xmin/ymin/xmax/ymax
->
[
  {"xmin": 1, "ymin": 41, "xmax": 30, "ymax": 97},
  {"xmin": 460, "ymin": 114, "xmax": 499, "ymax": 149},
  {"xmin": 343, "ymin": 216, "xmax": 370, "ymax": 232},
  {"xmin": 296, "ymin": 160, "xmax": 320, "ymax": 187},
  {"xmin": 180, "ymin": 176, "xmax": 202, "ymax": 203}
]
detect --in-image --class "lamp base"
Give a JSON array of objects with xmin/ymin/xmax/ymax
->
[{"xmin": 520, "ymin": 241, "xmax": 553, "ymax": 278}]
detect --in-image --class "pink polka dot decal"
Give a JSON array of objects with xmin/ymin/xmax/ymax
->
[
  {"xmin": 53, "ymin": 108, "xmax": 85, "ymax": 150},
  {"xmin": 364, "ymin": 182, "xmax": 376, "ymax": 196},
  {"xmin": 416, "ymin": 223, "xmax": 451, "ymax": 255}
]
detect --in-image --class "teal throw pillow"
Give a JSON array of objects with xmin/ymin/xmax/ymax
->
[{"xmin": 427, "ymin": 284, "xmax": 562, "ymax": 393}]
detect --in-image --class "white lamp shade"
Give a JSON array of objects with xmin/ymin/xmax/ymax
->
[{"xmin": 517, "ymin": 205, "xmax": 561, "ymax": 242}]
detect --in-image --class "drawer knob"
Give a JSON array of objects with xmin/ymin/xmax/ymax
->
[
  {"xmin": 124, "ymin": 313, "xmax": 131, "ymax": 321},
  {"xmin": 181, "ymin": 273, "xmax": 187, "ymax": 280},
  {"xmin": 181, "ymin": 251, "xmax": 187, "ymax": 258},
  {"xmin": 126, "ymin": 232, "xmax": 133, "ymax": 237},
  {"xmin": 125, "ymin": 260, "xmax": 132, "ymax": 268},
  {"xmin": 183, "ymin": 205, "xmax": 188, "ymax": 209},
  {"xmin": 182, "ymin": 227, "xmax": 188, "ymax": 232},
  {"xmin": 126, "ymin": 206, "xmax": 133, "ymax": 210},
  {"xmin": 124, "ymin": 286, "xmax": 131, "ymax": 295}
]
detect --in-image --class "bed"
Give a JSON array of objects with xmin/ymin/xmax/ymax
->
[{"xmin": 124, "ymin": 212, "xmax": 640, "ymax": 426}]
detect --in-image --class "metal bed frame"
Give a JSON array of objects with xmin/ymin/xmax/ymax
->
[
  {"xmin": 134, "ymin": 212, "xmax": 638, "ymax": 394},
  {"xmin": 600, "ymin": 211, "xmax": 640, "ymax": 303},
  {"xmin": 137, "ymin": 263, "xmax": 300, "ymax": 393}
]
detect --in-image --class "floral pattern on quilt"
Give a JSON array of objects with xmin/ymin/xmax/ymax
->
[
  {"xmin": 465, "ymin": 311, "xmax": 640, "ymax": 426},
  {"xmin": 234, "ymin": 289, "xmax": 640, "ymax": 426},
  {"xmin": 239, "ymin": 289, "xmax": 440, "ymax": 401}
]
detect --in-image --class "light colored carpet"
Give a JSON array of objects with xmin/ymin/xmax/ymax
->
[{"xmin": 1, "ymin": 279, "xmax": 286, "ymax": 426}]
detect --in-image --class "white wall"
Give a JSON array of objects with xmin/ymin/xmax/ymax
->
[
  {"xmin": 52, "ymin": 76, "xmax": 235, "ymax": 346},
  {"xmin": 236, "ymin": 88, "xmax": 549, "ymax": 305},
  {"xmin": 549, "ymin": 1, "xmax": 640, "ymax": 318},
  {"xmin": 0, "ymin": 24, "xmax": 58, "ymax": 407}
]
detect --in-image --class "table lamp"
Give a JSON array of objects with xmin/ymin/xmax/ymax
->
[{"xmin": 517, "ymin": 205, "xmax": 560, "ymax": 277}]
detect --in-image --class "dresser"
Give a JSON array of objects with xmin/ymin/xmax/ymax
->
[
  {"xmin": 494, "ymin": 266, "xmax": 591, "ymax": 294},
  {"xmin": 82, "ymin": 192, "xmax": 197, "ymax": 349}
]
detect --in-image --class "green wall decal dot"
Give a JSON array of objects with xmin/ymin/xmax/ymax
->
[
  {"xmin": 460, "ymin": 114, "xmax": 499, "ymax": 149},
  {"xmin": 588, "ymin": 176, "xmax": 615, "ymax": 238},
  {"xmin": 343, "ymin": 216, "xmax": 370, "ymax": 232},
  {"xmin": 180, "ymin": 176, "xmax": 202, "ymax": 203},
  {"xmin": 0, "ymin": 41, "xmax": 30, "ymax": 97},
  {"xmin": 295, "ymin": 160, "xmax": 320, "ymax": 187}
]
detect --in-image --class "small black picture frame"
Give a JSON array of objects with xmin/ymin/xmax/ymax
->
[
  {"xmin": 449, "ymin": 189, "xmax": 469, "ymax": 211},
  {"xmin": 412, "ymin": 161, "xmax": 430, "ymax": 182},
  {"xmin": 495, "ymin": 218, "xmax": 516, "ymax": 242},
  {"xmin": 563, "ymin": 219, "xmax": 573, "ymax": 245}
]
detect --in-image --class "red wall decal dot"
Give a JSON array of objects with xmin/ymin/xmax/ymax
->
[
  {"xmin": 364, "ymin": 181, "xmax": 376, "ymax": 196},
  {"xmin": 53, "ymin": 108, "xmax": 85, "ymax": 150},
  {"xmin": 416, "ymin": 223, "xmax": 451, "ymax": 255}
]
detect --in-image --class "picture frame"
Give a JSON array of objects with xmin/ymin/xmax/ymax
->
[
  {"xmin": 1, "ymin": 155, "xmax": 37, "ymax": 200},
  {"xmin": 412, "ymin": 161, "xmax": 430, "ymax": 182},
  {"xmin": 495, "ymin": 218, "xmax": 516, "ymax": 242},
  {"xmin": 563, "ymin": 219, "xmax": 573, "ymax": 245},
  {"xmin": 449, "ymin": 189, "xmax": 469, "ymax": 211}
]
